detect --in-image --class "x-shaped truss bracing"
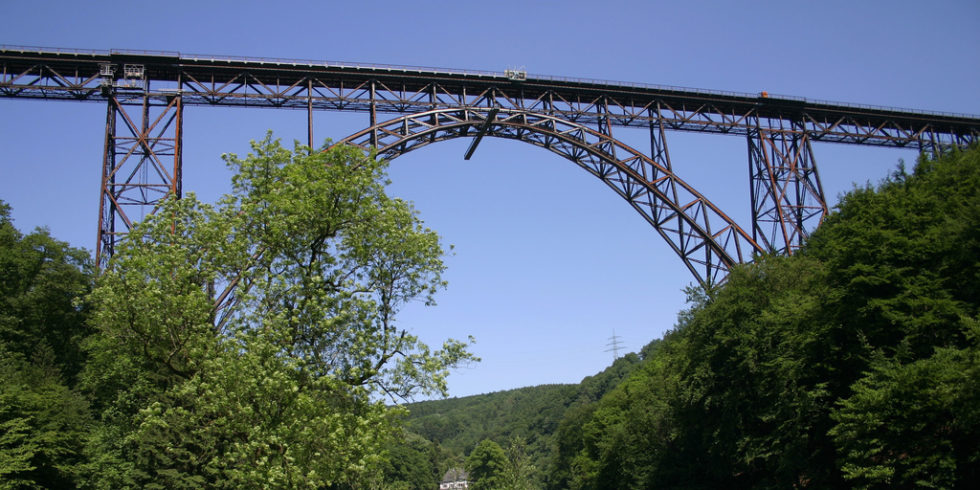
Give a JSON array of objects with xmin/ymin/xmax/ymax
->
[
  {"xmin": 97, "ymin": 90, "xmax": 182, "ymax": 268},
  {"xmin": 748, "ymin": 118, "xmax": 827, "ymax": 254}
]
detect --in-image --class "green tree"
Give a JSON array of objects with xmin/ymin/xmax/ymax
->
[
  {"xmin": 0, "ymin": 345, "xmax": 92, "ymax": 488},
  {"xmin": 0, "ymin": 201, "xmax": 93, "ymax": 382},
  {"xmin": 829, "ymin": 318, "xmax": 980, "ymax": 488},
  {"xmin": 548, "ymin": 401, "xmax": 596, "ymax": 489},
  {"xmin": 501, "ymin": 435, "xmax": 536, "ymax": 490},
  {"xmin": 466, "ymin": 439, "xmax": 508, "ymax": 490},
  {"xmin": 551, "ymin": 146, "xmax": 980, "ymax": 488},
  {"xmin": 666, "ymin": 257, "xmax": 839, "ymax": 487},
  {"xmin": 81, "ymin": 136, "xmax": 475, "ymax": 488},
  {"xmin": 0, "ymin": 201, "xmax": 95, "ymax": 488},
  {"xmin": 571, "ymin": 341, "xmax": 680, "ymax": 490},
  {"xmin": 812, "ymin": 148, "xmax": 980, "ymax": 487},
  {"xmin": 381, "ymin": 432, "xmax": 440, "ymax": 489}
]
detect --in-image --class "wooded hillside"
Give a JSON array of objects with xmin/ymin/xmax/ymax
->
[
  {"xmin": 2, "ymin": 144, "xmax": 977, "ymax": 488},
  {"xmin": 544, "ymin": 146, "xmax": 980, "ymax": 488},
  {"xmin": 392, "ymin": 146, "xmax": 980, "ymax": 489}
]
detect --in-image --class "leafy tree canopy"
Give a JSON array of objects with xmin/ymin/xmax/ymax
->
[
  {"xmin": 0, "ymin": 201, "xmax": 93, "ymax": 382},
  {"xmin": 466, "ymin": 439, "xmax": 508, "ymax": 490},
  {"xmin": 0, "ymin": 200, "xmax": 94, "ymax": 488},
  {"xmin": 81, "ymin": 135, "xmax": 476, "ymax": 488},
  {"xmin": 547, "ymin": 145, "xmax": 980, "ymax": 488}
]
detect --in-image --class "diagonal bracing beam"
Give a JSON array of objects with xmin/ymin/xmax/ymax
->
[
  {"xmin": 463, "ymin": 107, "xmax": 499, "ymax": 160},
  {"xmin": 96, "ymin": 84, "xmax": 182, "ymax": 268},
  {"xmin": 747, "ymin": 117, "xmax": 826, "ymax": 254}
]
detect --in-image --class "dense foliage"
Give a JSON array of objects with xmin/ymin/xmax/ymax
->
[
  {"xmin": 402, "ymin": 352, "xmax": 643, "ymax": 487},
  {"xmin": 378, "ymin": 432, "xmax": 444, "ymax": 490},
  {"xmin": 81, "ymin": 136, "xmax": 475, "ymax": 488},
  {"xmin": 1, "ymin": 136, "xmax": 477, "ymax": 489},
  {"xmin": 461, "ymin": 435, "xmax": 535, "ymax": 490},
  {"xmin": 466, "ymin": 439, "xmax": 509, "ymax": 489},
  {"xmin": 3, "ymin": 143, "xmax": 977, "ymax": 488},
  {"xmin": 0, "ymin": 202, "xmax": 94, "ymax": 487},
  {"xmin": 545, "ymin": 146, "xmax": 980, "ymax": 488}
]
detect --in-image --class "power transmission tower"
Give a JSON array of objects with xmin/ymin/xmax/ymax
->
[{"xmin": 605, "ymin": 330, "xmax": 625, "ymax": 361}]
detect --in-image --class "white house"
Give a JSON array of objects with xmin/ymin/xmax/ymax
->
[{"xmin": 439, "ymin": 467, "xmax": 469, "ymax": 489}]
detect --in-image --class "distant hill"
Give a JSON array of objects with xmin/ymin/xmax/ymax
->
[{"xmin": 400, "ymin": 349, "xmax": 651, "ymax": 485}]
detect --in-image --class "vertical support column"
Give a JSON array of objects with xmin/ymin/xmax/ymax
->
[
  {"xmin": 542, "ymin": 90, "xmax": 555, "ymax": 150},
  {"xmin": 172, "ymin": 90, "xmax": 183, "ymax": 200},
  {"xmin": 96, "ymin": 84, "xmax": 183, "ymax": 268},
  {"xmin": 647, "ymin": 103, "xmax": 680, "ymax": 237},
  {"xmin": 747, "ymin": 118, "xmax": 826, "ymax": 254},
  {"xmin": 370, "ymin": 80, "xmax": 377, "ymax": 148},
  {"xmin": 429, "ymin": 84, "xmax": 437, "ymax": 143},
  {"xmin": 925, "ymin": 128, "xmax": 940, "ymax": 159},
  {"xmin": 96, "ymin": 97, "xmax": 117, "ymax": 267},
  {"xmin": 649, "ymin": 103, "xmax": 673, "ymax": 174},
  {"xmin": 596, "ymin": 97, "xmax": 614, "ymax": 142},
  {"xmin": 307, "ymin": 78, "xmax": 314, "ymax": 149},
  {"xmin": 595, "ymin": 96, "xmax": 616, "ymax": 171},
  {"xmin": 919, "ymin": 127, "xmax": 962, "ymax": 160}
]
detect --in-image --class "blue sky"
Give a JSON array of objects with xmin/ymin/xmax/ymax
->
[{"xmin": 2, "ymin": 0, "xmax": 978, "ymax": 399}]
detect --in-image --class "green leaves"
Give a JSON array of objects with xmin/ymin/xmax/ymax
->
[
  {"xmin": 830, "ymin": 317, "xmax": 980, "ymax": 488},
  {"xmin": 547, "ymin": 145, "xmax": 980, "ymax": 487},
  {"xmin": 0, "ymin": 201, "xmax": 94, "ymax": 488},
  {"xmin": 466, "ymin": 439, "xmax": 508, "ymax": 490},
  {"xmin": 0, "ymin": 204, "xmax": 93, "ymax": 383},
  {"xmin": 0, "ymin": 347, "xmax": 92, "ymax": 488},
  {"xmin": 82, "ymin": 134, "xmax": 476, "ymax": 487}
]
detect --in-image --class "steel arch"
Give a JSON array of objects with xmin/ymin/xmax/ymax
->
[{"xmin": 337, "ymin": 108, "xmax": 766, "ymax": 285}]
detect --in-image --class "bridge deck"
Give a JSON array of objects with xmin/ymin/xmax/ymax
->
[{"xmin": 2, "ymin": 46, "xmax": 978, "ymax": 149}]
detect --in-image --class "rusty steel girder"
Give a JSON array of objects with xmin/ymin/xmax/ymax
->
[
  {"xmin": 747, "ymin": 118, "xmax": 826, "ymax": 255},
  {"xmin": 3, "ymin": 47, "xmax": 978, "ymax": 147}
]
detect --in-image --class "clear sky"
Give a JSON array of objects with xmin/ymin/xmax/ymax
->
[{"xmin": 2, "ymin": 0, "xmax": 978, "ymax": 399}]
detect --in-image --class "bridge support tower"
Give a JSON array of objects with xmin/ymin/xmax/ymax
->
[
  {"xmin": 96, "ymin": 63, "xmax": 183, "ymax": 268},
  {"xmin": 747, "ymin": 118, "xmax": 826, "ymax": 255}
]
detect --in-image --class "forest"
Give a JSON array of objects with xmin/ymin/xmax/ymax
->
[
  {"xmin": 1, "ymin": 141, "xmax": 977, "ymax": 488},
  {"xmin": 392, "ymin": 145, "xmax": 980, "ymax": 489}
]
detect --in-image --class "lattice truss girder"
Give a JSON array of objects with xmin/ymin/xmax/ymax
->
[
  {"xmin": 97, "ymin": 90, "xmax": 182, "ymax": 267},
  {"xmin": 176, "ymin": 77, "xmax": 972, "ymax": 149},
  {"xmin": 0, "ymin": 61, "xmax": 103, "ymax": 99},
  {"xmin": 4, "ymin": 56, "xmax": 977, "ymax": 149},
  {"xmin": 747, "ymin": 118, "xmax": 827, "ymax": 254},
  {"xmin": 339, "ymin": 107, "xmax": 760, "ymax": 285}
]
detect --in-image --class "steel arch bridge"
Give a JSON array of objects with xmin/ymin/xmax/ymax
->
[{"xmin": 2, "ymin": 46, "xmax": 979, "ymax": 285}]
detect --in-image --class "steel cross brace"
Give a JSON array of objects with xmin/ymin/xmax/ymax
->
[
  {"xmin": 96, "ymin": 86, "xmax": 182, "ymax": 268},
  {"xmin": 747, "ymin": 118, "xmax": 826, "ymax": 255}
]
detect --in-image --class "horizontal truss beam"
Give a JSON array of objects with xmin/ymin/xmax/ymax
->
[{"xmin": 2, "ymin": 48, "xmax": 977, "ymax": 151}]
